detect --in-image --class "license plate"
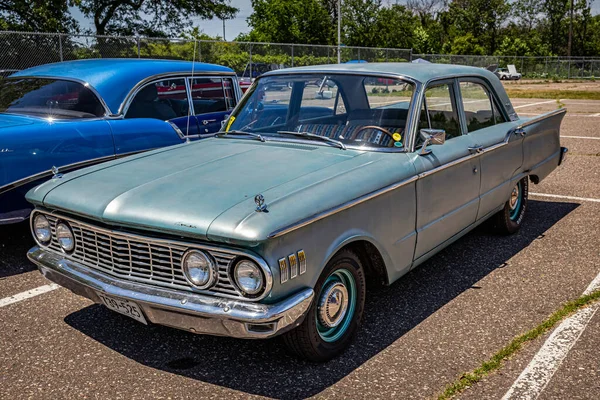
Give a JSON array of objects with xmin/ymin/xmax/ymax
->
[{"xmin": 97, "ymin": 293, "xmax": 147, "ymax": 325}]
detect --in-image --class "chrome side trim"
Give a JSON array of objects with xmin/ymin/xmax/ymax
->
[
  {"xmin": 0, "ymin": 154, "xmax": 117, "ymax": 196},
  {"xmin": 8, "ymin": 75, "xmax": 112, "ymax": 117},
  {"xmin": 31, "ymin": 210, "xmax": 273, "ymax": 302},
  {"xmin": 0, "ymin": 149, "xmax": 154, "ymax": 196},
  {"xmin": 268, "ymin": 175, "xmax": 418, "ymax": 238}
]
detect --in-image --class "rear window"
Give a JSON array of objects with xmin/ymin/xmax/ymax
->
[{"xmin": 0, "ymin": 78, "xmax": 105, "ymax": 119}]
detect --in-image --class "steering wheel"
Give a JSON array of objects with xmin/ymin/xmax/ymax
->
[{"xmin": 353, "ymin": 125, "xmax": 396, "ymax": 140}]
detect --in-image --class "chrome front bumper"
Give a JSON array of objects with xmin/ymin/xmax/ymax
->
[{"xmin": 27, "ymin": 246, "xmax": 314, "ymax": 339}]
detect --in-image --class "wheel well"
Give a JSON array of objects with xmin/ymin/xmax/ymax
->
[{"xmin": 341, "ymin": 240, "xmax": 388, "ymax": 287}]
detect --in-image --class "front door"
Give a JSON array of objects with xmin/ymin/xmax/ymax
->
[{"xmin": 412, "ymin": 80, "xmax": 481, "ymax": 260}]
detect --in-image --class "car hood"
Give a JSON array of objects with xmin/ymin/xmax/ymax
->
[
  {"xmin": 28, "ymin": 138, "xmax": 414, "ymax": 245},
  {"xmin": 0, "ymin": 113, "xmax": 38, "ymax": 129}
]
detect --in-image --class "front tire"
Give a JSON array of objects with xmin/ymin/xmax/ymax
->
[
  {"xmin": 282, "ymin": 249, "xmax": 366, "ymax": 362},
  {"xmin": 491, "ymin": 177, "xmax": 528, "ymax": 235}
]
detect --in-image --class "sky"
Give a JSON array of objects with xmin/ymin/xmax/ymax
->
[{"xmin": 71, "ymin": 0, "xmax": 599, "ymax": 40}]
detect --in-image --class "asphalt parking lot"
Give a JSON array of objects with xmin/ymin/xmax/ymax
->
[{"xmin": 1, "ymin": 98, "xmax": 599, "ymax": 399}]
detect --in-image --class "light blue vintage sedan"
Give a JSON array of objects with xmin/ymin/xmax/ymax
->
[{"xmin": 26, "ymin": 63, "xmax": 567, "ymax": 361}]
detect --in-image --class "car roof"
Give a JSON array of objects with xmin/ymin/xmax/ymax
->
[
  {"xmin": 262, "ymin": 62, "xmax": 498, "ymax": 84},
  {"xmin": 10, "ymin": 59, "xmax": 235, "ymax": 115}
]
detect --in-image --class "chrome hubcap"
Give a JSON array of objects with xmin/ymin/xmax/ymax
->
[
  {"xmin": 510, "ymin": 185, "xmax": 520, "ymax": 210},
  {"xmin": 317, "ymin": 282, "xmax": 349, "ymax": 328}
]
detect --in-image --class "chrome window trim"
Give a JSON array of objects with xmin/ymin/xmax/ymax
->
[
  {"xmin": 3, "ymin": 75, "xmax": 112, "ymax": 118},
  {"xmin": 268, "ymin": 175, "xmax": 419, "ymax": 238},
  {"xmin": 119, "ymin": 71, "xmax": 240, "ymax": 116},
  {"xmin": 30, "ymin": 210, "xmax": 273, "ymax": 301}
]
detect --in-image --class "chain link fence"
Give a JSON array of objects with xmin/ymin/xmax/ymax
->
[{"xmin": 1, "ymin": 31, "xmax": 599, "ymax": 79}]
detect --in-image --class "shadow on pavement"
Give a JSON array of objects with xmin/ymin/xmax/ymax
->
[
  {"xmin": 65, "ymin": 200, "xmax": 579, "ymax": 399},
  {"xmin": 0, "ymin": 221, "xmax": 36, "ymax": 279}
]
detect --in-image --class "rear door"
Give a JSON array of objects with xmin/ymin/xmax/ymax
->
[{"xmin": 457, "ymin": 79, "xmax": 522, "ymax": 219}]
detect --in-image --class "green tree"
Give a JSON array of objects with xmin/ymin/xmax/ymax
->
[
  {"xmin": 541, "ymin": 0, "xmax": 569, "ymax": 55},
  {"xmin": 374, "ymin": 5, "xmax": 419, "ymax": 49},
  {"xmin": 72, "ymin": 0, "xmax": 238, "ymax": 36},
  {"xmin": 0, "ymin": 0, "xmax": 78, "ymax": 32},
  {"xmin": 247, "ymin": 0, "xmax": 334, "ymax": 44},
  {"xmin": 341, "ymin": 0, "xmax": 381, "ymax": 47}
]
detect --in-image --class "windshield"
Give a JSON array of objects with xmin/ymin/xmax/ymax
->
[
  {"xmin": 224, "ymin": 73, "xmax": 414, "ymax": 150},
  {"xmin": 0, "ymin": 78, "xmax": 105, "ymax": 119}
]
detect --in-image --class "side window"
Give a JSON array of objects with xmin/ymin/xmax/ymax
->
[
  {"xmin": 459, "ymin": 81, "xmax": 506, "ymax": 133},
  {"xmin": 417, "ymin": 83, "xmax": 461, "ymax": 147},
  {"xmin": 299, "ymin": 79, "xmax": 347, "ymax": 120},
  {"xmin": 189, "ymin": 77, "xmax": 236, "ymax": 115},
  {"xmin": 125, "ymin": 78, "xmax": 185, "ymax": 120}
]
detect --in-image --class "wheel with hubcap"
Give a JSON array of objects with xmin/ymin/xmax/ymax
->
[
  {"xmin": 283, "ymin": 249, "xmax": 365, "ymax": 362},
  {"xmin": 490, "ymin": 177, "xmax": 528, "ymax": 234}
]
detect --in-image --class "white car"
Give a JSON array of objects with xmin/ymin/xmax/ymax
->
[{"xmin": 497, "ymin": 65, "xmax": 522, "ymax": 80}]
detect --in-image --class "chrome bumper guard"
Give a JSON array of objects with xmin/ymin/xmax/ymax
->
[
  {"xmin": 28, "ymin": 246, "xmax": 314, "ymax": 339},
  {"xmin": 558, "ymin": 147, "xmax": 568, "ymax": 166}
]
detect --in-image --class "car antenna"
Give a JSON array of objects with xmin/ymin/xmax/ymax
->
[{"xmin": 185, "ymin": 40, "xmax": 197, "ymax": 143}]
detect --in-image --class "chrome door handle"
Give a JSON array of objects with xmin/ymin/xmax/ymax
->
[
  {"xmin": 468, "ymin": 146, "xmax": 484, "ymax": 154},
  {"xmin": 514, "ymin": 128, "xmax": 526, "ymax": 137},
  {"xmin": 201, "ymin": 119, "xmax": 217, "ymax": 125}
]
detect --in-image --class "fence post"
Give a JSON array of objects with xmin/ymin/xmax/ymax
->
[
  {"xmin": 58, "ymin": 33, "xmax": 63, "ymax": 62},
  {"xmin": 520, "ymin": 57, "xmax": 524, "ymax": 75},
  {"xmin": 249, "ymin": 44, "xmax": 252, "ymax": 79},
  {"xmin": 568, "ymin": 58, "xmax": 571, "ymax": 79},
  {"xmin": 136, "ymin": 36, "xmax": 141, "ymax": 58},
  {"xmin": 291, "ymin": 44, "xmax": 294, "ymax": 67},
  {"xmin": 409, "ymin": 48, "xmax": 413, "ymax": 62}
]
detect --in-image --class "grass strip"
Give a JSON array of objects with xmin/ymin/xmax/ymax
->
[
  {"xmin": 505, "ymin": 89, "xmax": 600, "ymax": 100},
  {"xmin": 436, "ymin": 289, "xmax": 600, "ymax": 400}
]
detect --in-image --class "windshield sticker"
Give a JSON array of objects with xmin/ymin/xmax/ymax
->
[
  {"xmin": 225, "ymin": 116, "xmax": 236, "ymax": 132},
  {"xmin": 392, "ymin": 133, "xmax": 402, "ymax": 142}
]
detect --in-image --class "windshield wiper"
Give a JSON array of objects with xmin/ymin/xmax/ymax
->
[
  {"xmin": 217, "ymin": 130, "xmax": 266, "ymax": 142},
  {"xmin": 277, "ymin": 131, "xmax": 346, "ymax": 150}
]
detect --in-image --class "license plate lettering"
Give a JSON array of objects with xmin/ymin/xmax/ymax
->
[{"xmin": 97, "ymin": 293, "xmax": 147, "ymax": 325}]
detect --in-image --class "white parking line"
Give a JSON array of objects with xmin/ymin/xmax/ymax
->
[
  {"xmin": 0, "ymin": 284, "xmax": 60, "ymax": 308},
  {"xmin": 501, "ymin": 272, "xmax": 600, "ymax": 400},
  {"xmin": 513, "ymin": 100, "xmax": 557, "ymax": 109},
  {"xmin": 530, "ymin": 193, "xmax": 600, "ymax": 203},
  {"xmin": 561, "ymin": 135, "xmax": 600, "ymax": 140}
]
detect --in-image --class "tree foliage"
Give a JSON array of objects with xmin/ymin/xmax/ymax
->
[
  {"xmin": 246, "ymin": 0, "xmax": 334, "ymax": 44},
  {"xmin": 72, "ymin": 0, "xmax": 238, "ymax": 36},
  {"xmin": 0, "ymin": 0, "xmax": 78, "ymax": 32}
]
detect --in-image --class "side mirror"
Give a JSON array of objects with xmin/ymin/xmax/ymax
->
[{"xmin": 419, "ymin": 129, "xmax": 446, "ymax": 155}]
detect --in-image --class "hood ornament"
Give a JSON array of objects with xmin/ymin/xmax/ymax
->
[
  {"xmin": 51, "ymin": 166, "xmax": 63, "ymax": 179},
  {"xmin": 255, "ymin": 194, "xmax": 268, "ymax": 212}
]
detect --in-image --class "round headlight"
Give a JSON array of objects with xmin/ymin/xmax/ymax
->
[
  {"xmin": 33, "ymin": 214, "xmax": 51, "ymax": 245},
  {"xmin": 56, "ymin": 222, "xmax": 75, "ymax": 252},
  {"xmin": 181, "ymin": 250, "xmax": 216, "ymax": 289},
  {"xmin": 233, "ymin": 260, "xmax": 264, "ymax": 295}
]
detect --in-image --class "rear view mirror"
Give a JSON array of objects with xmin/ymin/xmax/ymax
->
[{"xmin": 419, "ymin": 129, "xmax": 446, "ymax": 155}]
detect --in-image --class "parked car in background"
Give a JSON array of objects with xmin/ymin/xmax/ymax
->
[
  {"xmin": 496, "ymin": 65, "xmax": 522, "ymax": 80},
  {"xmin": 27, "ymin": 63, "xmax": 566, "ymax": 361},
  {"xmin": 0, "ymin": 59, "xmax": 241, "ymax": 224}
]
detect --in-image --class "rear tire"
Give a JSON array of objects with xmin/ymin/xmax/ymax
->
[
  {"xmin": 282, "ymin": 249, "xmax": 365, "ymax": 362},
  {"xmin": 490, "ymin": 177, "xmax": 528, "ymax": 235}
]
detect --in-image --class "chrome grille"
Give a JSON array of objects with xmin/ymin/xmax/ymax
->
[{"xmin": 43, "ymin": 214, "xmax": 243, "ymax": 299}]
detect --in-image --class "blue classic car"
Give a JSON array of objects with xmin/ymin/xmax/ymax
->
[
  {"xmin": 0, "ymin": 59, "xmax": 242, "ymax": 224},
  {"xmin": 26, "ymin": 63, "xmax": 567, "ymax": 361}
]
